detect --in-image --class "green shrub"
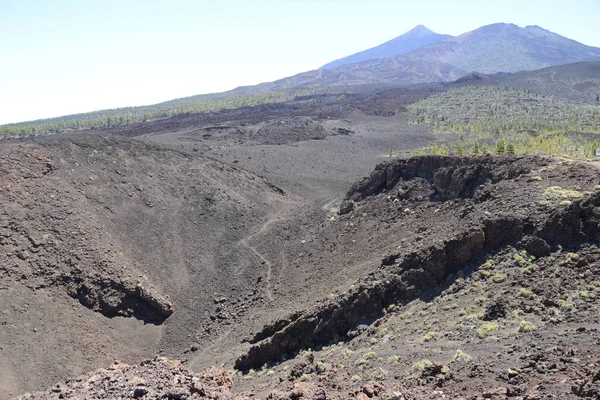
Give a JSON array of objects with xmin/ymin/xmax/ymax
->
[
  {"xmin": 451, "ymin": 350, "xmax": 473, "ymax": 363},
  {"xmin": 315, "ymin": 362, "xmax": 327, "ymax": 374},
  {"xmin": 518, "ymin": 320, "xmax": 536, "ymax": 332},
  {"xmin": 543, "ymin": 186, "xmax": 583, "ymax": 199},
  {"xmin": 517, "ymin": 288, "xmax": 535, "ymax": 299},
  {"xmin": 558, "ymin": 299, "xmax": 574, "ymax": 309},
  {"xmin": 513, "ymin": 253, "xmax": 528, "ymax": 267},
  {"xmin": 423, "ymin": 331, "xmax": 439, "ymax": 342},
  {"xmin": 477, "ymin": 321, "xmax": 498, "ymax": 338},
  {"xmin": 566, "ymin": 252, "xmax": 580, "ymax": 263},
  {"xmin": 299, "ymin": 373, "xmax": 311, "ymax": 381},
  {"xmin": 412, "ymin": 359, "xmax": 433, "ymax": 371},
  {"xmin": 479, "ymin": 270, "xmax": 492, "ymax": 279},
  {"xmin": 375, "ymin": 367, "xmax": 388, "ymax": 380}
]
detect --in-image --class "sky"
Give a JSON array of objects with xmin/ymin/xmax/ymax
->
[{"xmin": 1, "ymin": 0, "xmax": 599, "ymax": 125}]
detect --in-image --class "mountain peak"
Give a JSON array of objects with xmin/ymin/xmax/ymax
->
[
  {"xmin": 409, "ymin": 25, "xmax": 433, "ymax": 33},
  {"xmin": 476, "ymin": 22, "xmax": 519, "ymax": 32},
  {"xmin": 313, "ymin": 21, "xmax": 600, "ymax": 85},
  {"xmin": 319, "ymin": 25, "xmax": 452, "ymax": 70},
  {"xmin": 525, "ymin": 25, "xmax": 551, "ymax": 33}
]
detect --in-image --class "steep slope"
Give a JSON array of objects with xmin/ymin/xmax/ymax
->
[
  {"xmin": 229, "ymin": 155, "xmax": 600, "ymax": 398},
  {"xmin": 18, "ymin": 155, "xmax": 600, "ymax": 399},
  {"xmin": 320, "ymin": 25, "xmax": 452, "ymax": 70},
  {"xmin": 0, "ymin": 134, "xmax": 295, "ymax": 398}
]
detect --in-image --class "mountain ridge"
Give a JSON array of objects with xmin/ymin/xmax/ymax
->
[
  {"xmin": 278, "ymin": 23, "xmax": 600, "ymax": 90},
  {"xmin": 319, "ymin": 25, "xmax": 453, "ymax": 70}
]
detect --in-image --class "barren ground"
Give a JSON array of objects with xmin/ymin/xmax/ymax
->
[{"xmin": 2, "ymin": 84, "xmax": 600, "ymax": 399}]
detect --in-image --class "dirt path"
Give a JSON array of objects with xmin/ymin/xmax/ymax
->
[
  {"xmin": 237, "ymin": 196, "xmax": 300, "ymax": 301},
  {"xmin": 238, "ymin": 194, "xmax": 340, "ymax": 302},
  {"xmin": 321, "ymin": 196, "xmax": 341, "ymax": 212},
  {"xmin": 239, "ymin": 233, "xmax": 276, "ymax": 301}
]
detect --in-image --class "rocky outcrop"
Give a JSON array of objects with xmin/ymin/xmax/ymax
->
[
  {"xmin": 235, "ymin": 218, "xmax": 521, "ymax": 371},
  {"xmin": 538, "ymin": 192, "xmax": 600, "ymax": 248},
  {"xmin": 16, "ymin": 358, "xmax": 246, "ymax": 400},
  {"xmin": 235, "ymin": 157, "xmax": 600, "ymax": 371},
  {"xmin": 61, "ymin": 274, "xmax": 173, "ymax": 324},
  {"xmin": 345, "ymin": 155, "xmax": 532, "ymax": 202}
]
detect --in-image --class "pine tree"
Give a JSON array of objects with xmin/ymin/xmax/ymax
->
[
  {"xmin": 506, "ymin": 142, "xmax": 515, "ymax": 155},
  {"xmin": 496, "ymin": 139, "xmax": 506, "ymax": 155}
]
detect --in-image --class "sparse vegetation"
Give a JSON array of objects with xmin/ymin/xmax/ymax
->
[
  {"xmin": 299, "ymin": 373, "xmax": 311, "ymax": 382},
  {"xmin": 513, "ymin": 253, "xmax": 529, "ymax": 267},
  {"xmin": 518, "ymin": 320, "xmax": 536, "ymax": 332},
  {"xmin": 407, "ymin": 86, "xmax": 600, "ymax": 159},
  {"xmin": 388, "ymin": 355, "xmax": 400, "ymax": 364},
  {"xmin": 517, "ymin": 288, "xmax": 535, "ymax": 299},
  {"xmin": 408, "ymin": 86, "xmax": 600, "ymax": 135},
  {"xmin": 0, "ymin": 92, "xmax": 293, "ymax": 138},
  {"xmin": 375, "ymin": 368, "xmax": 388, "ymax": 380},
  {"xmin": 543, "ymin": 186, "xmax": 584, "ymax": 199},
  {"xmin": 363, "ymin": 351, "xmax": 377, "ymax": 360},
  {"xmin": 477, "ymin": 321, "xmax": 499, "ymax": 338},
  {"xmin": 412, "ymin": 359, "xmax": 433, "ymax": 371},
  {"xmin": 315, "ymin": 362, "xmax": 327, "ymax": 374},
  {"xmin": 423, "ymin": 331, "xmax": 439, "ymax": 342},
  {"xmin": 565, "ymin": 252, "xmax": 580, "ymax": 264},
  {"xmin": 576, "ymin": 290, "xmax": 589, "ymax": 299},
  {"xmin": 451, "ymin": 350, "xmax": 473, "ymax": 363},
  {"xmin": 5, "ymin": 63, "xmax": 600, "ymax": 400}
]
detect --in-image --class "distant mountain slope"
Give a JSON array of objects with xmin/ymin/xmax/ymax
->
[
  {"xmin": 320, "ymin": 25, "xmax": 452, "ymax": 70},
  {"xmin": 249, "ymin": 55, "xmax": 465, "ymax": 91},
  {"xmin": 267, "ymin": 23, "xmax": 600, "ymax": 90},
  {"xmin": 417, "ymin": 23, "xmax": 600, "ymax": 74},
  {"xmin": 449, "ymin": 62, "xmax": 600, "ymax": 104},
  {"xmin": 495, "ymin": 61, "xmax": 600, "ymax": 103},
  {"xmin": 4, "ymin": 23, "xmax": 599, "ymax": 134}
]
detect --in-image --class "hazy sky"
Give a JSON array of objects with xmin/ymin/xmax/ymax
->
[{"xmin": 1, "ymin": 0, "xmax": 599, "ymax": 124}]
